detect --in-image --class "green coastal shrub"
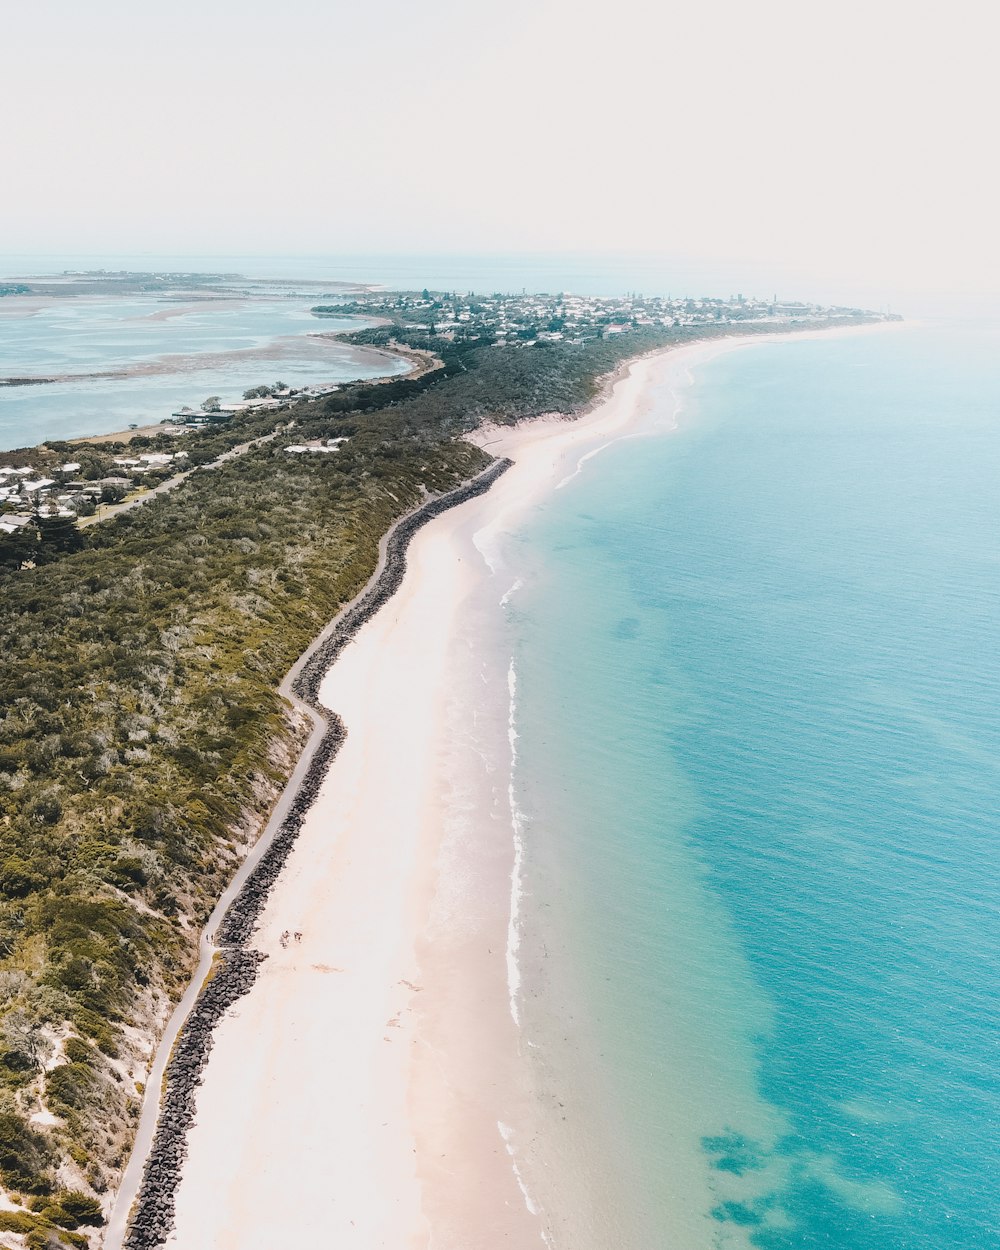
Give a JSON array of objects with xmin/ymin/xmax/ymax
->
[
  {"xmin": 62, "ymin": 1038, "xmax": 94, "ymax": 1067},
  {"xmin": 0, "ymin": 1111, "xmax": 54, "ymax": 1191},
  {"xmin": 55, "ymin": 1192, "xmax": 104, "ymax": 1226},
  {"xmin": 29, "ymin": 1194, "xmax": 102, "ymax": 1234},
  {"xmin": 40, "ymin": 1203, "xmax": 78, "ymax": 1228},
  {"xmin": 0, "ymin": 1209, "xmax": 39, "ymax": 1233},
  {"xmin": 46, "ymin": 1063, "xmax": 96, "ymax": 1114},
  {"xmin": 1, "ymin": 1047, "xmax": 35, "ymax": 1075},
  {"xmin": 71, "ymin": 1010, "xmax": 118, "ymax": 1057},
  {"xmin": 0, "ymin": 856, "xmax": 48, "ymax": 900}
]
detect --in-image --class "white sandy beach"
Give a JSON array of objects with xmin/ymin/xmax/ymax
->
[{"xmin": 161, "ymin": 328, "xmax": 886, "ymax": 1250}]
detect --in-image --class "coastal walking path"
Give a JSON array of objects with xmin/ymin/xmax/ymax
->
[{"xmin": 102, "ymin": 488, "xmax": 424, "ymax": 1250}]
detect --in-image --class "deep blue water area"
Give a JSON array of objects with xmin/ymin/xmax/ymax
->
[{"xmin": 511, "ymin": 323, "xmax": 1000, "ymax": 1248}]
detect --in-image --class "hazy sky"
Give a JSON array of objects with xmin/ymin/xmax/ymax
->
[{"xmin": 4, "ymin": 0, "xmax": 996, "ymax": 304}]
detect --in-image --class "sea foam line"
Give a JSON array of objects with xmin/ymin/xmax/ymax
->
[
  {"xmin": 472, "ymin": 521, "xmax": 502, "ymax": 574},
  {"xmin": 555, "ymin": 438, "xmax": 618, "ymax": 490},
  {"xmin": 500, "ymin": 577, "xmax": 523, "ymax": 608},
  {"xmin": 498, "ymin": 1121, "xmax": 538, "ymax": 1216},
  {"xmin": 498, "ymin": 1122, "xmax": 554, "ymax": 1247},
  {"xmin": 503, "ymin": 658, "xmax": 552, "ymax": 1246},
  {"xmin": 506, "ymin": 658, "xmax": 525, "ymax": 1028}
]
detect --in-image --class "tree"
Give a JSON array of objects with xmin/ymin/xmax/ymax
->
[
  {"xmin": 0, "ymin": 1111, "xmax": 54, "ymax": 1191},
  {"xmin": 0, "ymin": 1010, "xmax": 49, "ymax": 1072},
  {"xmin": 35, "ymin": 516, "xmax": 84, "ymax": 561},
  {"xmin": 56, "ymin": 1192, "xmax": 105, "ymax": 1227},
  {"xmin": 201, "ymin": 396, "xmax": 222, "ymax": 413},
  {"xmin": 0, "ymin": 530, "xmax": 38, "ymax": 570}
]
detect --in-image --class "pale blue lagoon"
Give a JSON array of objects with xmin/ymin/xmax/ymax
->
[
  {"xmin": 0, "ymin": 293, "xmax": 400, "ymax": 448},
  {"xmin": 506, "ymin": 323, "xmax": 1000, "ymax": 1248}
]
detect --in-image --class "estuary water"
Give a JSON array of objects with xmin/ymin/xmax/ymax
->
[
  {"xmin": 506, "ymin": 323, "xmax": 1000, "ymax": 1248},
  {"xmin": 0, "ymin": 294, "xmax": 400, "ymax": 448}
]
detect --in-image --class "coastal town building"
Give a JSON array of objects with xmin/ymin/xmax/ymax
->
[
  {"xmin": 0, "ymin": 513, "xmax": 32, "ymax": 534},
  {"xmin": 320, "ymin": 288, "xmax": 887, "ymax": 351}
]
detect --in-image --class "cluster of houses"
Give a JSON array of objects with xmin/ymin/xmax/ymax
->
[
  {"xmin": 327, "ymin": 290, "xmax": 887, "ymax": 347},
  {"xmin": 0, "ymin": 451, "xmax": 189, "ymax": 533},
  {"xmin": 108, "ymin": 451, "xmax": 188, "ymax": 475},
  {"xmin": 171, "ymin": 382, "xmax": 340, "ymax": 426},
  {"xmin": 1, "ymin": 463, "xmax": 78, "ymax": 534}
]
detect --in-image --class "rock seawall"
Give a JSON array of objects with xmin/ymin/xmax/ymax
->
[{"xmin": 121, "ymin": 457, "xmax": 513, "ymax": 1250}]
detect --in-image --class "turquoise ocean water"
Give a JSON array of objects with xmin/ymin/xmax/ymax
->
[{"xmin": 507, "ymin": 323, "xmax": 1000, "ymax": 1248}]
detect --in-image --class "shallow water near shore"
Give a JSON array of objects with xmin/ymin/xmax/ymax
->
[{"xmin": 504, "ymin": 323, "xmax": 1000, "ymax": 1248}]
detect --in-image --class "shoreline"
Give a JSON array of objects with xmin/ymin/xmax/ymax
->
[
  {"xmin": 67, "ymin": 335, "xmax": 428, "ymax": 448},
  {"xmin": 0, "ymin": 316, "xmax": 416, "ymax": 452},
  {"xmin": 70, "ymin": 336, "xmax": 439, "ymax": 447},
  {"xmin": 105, "ymin": 459, "xmax": 513, "ymax": 1250},
  {"xmin": 106, "ymin": 321, "xmax": 897, "ymax": 1250}
]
